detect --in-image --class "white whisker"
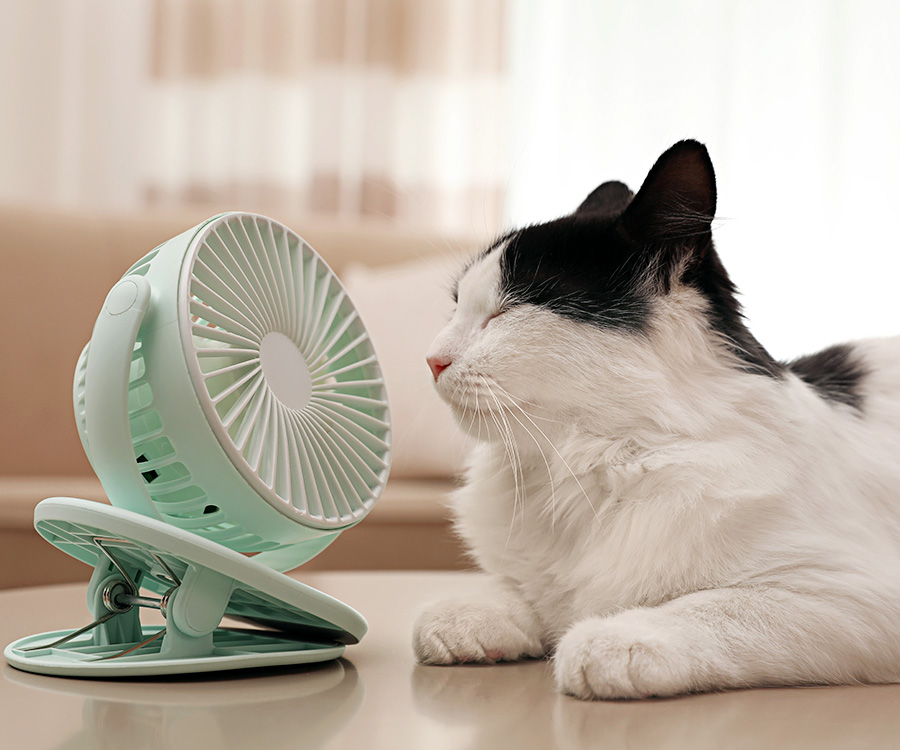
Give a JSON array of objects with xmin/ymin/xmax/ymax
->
[
  {"xmin": 478, "ymin": 375, "xmax": 559, "ymax": 530},
  {"xmin": 484, "ymin": 402, "xmax": 522, "ymax": 560},
  {"xmin": 485, "ymin": 376, "xmax": 602, "ymax": 524}
]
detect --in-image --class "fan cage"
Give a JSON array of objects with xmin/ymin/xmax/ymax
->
[{"xmin": 181, "ymin": 215, "xmax": 391, "ymax": 528}]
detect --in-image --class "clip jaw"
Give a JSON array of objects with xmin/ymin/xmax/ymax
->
[{"xmin": 4, "ymin": 498, "xmax": 366, "ymax": 678}]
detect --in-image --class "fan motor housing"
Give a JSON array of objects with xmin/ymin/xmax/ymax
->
[{"xmin": 75, "ymin": 213, "xmax": 392, "ymax": 568}]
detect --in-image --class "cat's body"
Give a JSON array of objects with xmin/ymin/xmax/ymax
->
[{"xmin": 413, "ymin": 141, "xmax": 900, "ymax": 699}]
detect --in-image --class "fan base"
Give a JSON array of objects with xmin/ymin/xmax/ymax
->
[{"xmin": 5, "ymin": 626, "xmax": 344, "ymax": 678}]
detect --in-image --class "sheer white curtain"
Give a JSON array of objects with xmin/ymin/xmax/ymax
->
[
  {"xmin": 0, "ymin": 0, "xmax": 508, "ymax": 235},
  {"xmin": 507, "ymin": 0, "xmax": 900, "ymax": 359}
]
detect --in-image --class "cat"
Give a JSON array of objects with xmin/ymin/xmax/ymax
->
[{"xmin": 412, "ymin": 139, "xmax": 900, "ymax": 699}]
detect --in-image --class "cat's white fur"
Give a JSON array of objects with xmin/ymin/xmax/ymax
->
[{"xmin": 413, "ymin": 244, "xmax": 900, "ymax": 699}]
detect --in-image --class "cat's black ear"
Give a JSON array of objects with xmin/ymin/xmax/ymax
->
[
  {"xmin": 575, "ymin": 180, "xmax": 634, "ymax": 218},
  {"xmin": 619, "ymin": 140, "xmax": 716, "ymax": 246}
]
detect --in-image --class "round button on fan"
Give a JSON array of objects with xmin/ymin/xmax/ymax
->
[{"xmin": 106, "ymin": 279, "xmax": 140, "ymax": 315}]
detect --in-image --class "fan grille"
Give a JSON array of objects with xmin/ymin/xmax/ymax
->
[{"xmin": 181, "ymin": 215, "xmax": 390, "ymax": 528}]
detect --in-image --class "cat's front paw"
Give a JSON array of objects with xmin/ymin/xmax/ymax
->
[
  {"xmin": 413, "ymin": 597, "xmax": 546, "ymax": 665},
  {"xmin": 553, "ymin": 614, "xmax": 695, "ymax": 700}
]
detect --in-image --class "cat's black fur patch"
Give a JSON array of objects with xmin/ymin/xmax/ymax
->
[
  {"xmin": 497, "ymin": 141, "xmax": 784, "ymax": 379},
  {"xmin": 500, "ymin": 218, "xmax": 651, "ymax": 331},
  {"xmin": 786, "ymin": 344, "xmax": 866, "ymax": 410},
  {"xmin": 498, "ymin": 218, "xmax": 783, "ymax": 377}
]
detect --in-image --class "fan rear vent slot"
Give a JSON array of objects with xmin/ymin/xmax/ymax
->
[
  {"xmin": 136, "ymin": 454, "xmax": 159, "ymax": 483},
  {"xmin": 151, "ymin": 485, "xmax": 205, "ymax": 506},
  {"xmin": 129, "ymin": 412, "xmax": 164, "ymax": 443},
  {"xmin": 128, "ymin": 382, "xmax": 153, "ymax": 412}
]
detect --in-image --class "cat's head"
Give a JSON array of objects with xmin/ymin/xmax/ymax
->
[{"xmin": 426, "ymin": 140, "xmax": 780, "ymax": 444}]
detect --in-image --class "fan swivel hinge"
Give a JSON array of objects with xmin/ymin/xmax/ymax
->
[{"xmin": 23, "ymin": 537, "xmax": 237, "ymax": 661}]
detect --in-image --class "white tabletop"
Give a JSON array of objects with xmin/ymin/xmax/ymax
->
[{"xmin": 3, "ymin": 570, "xmax": 900, "ymax": 749}]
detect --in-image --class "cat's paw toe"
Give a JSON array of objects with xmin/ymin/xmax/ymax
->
[
  {"xmin": 413, "ymin": 599, "xmax": 545, "ymax": 665},
  {"xmin": 553, "ymin": 616, "xmax": 691, "ymax": 700}
]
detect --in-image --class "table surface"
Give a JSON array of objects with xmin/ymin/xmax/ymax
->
[{"xmin": 3, "ymin": 570, "xmax": 900, "ymax": 750}]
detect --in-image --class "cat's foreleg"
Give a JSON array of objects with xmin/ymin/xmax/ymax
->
[
  {"xmin": 553, "ymin": 586, "xmax": 885, "ymax": 699},
  {"xmin": 413, "ymin": 580, "xmax": 548, "ymax": 664}
]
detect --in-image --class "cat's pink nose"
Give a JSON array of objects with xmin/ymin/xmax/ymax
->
[{"xmin": 427, "ymin": 354, "xmax": 451, "ymax": 381}]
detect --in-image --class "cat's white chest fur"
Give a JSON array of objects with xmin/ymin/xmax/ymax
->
[{"xmin": 453, "ymin": 433, "xmax": 780, "ymax": 640}]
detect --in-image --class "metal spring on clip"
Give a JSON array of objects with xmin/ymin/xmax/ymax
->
[{"xmin": 22, "ymin": 536, "xmax": 181, "ymax": 659}]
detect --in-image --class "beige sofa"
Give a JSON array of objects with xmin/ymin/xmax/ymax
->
[{"xmin": 0, "ymin": 203, "xmax": 480, "ymax": 588}]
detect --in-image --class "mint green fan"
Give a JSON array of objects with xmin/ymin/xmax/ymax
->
[{"xmin": 5, "ymin": 213, "xmax": 391, "ymax": 677}]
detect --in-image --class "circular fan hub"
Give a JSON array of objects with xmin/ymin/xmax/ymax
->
[{"xmin": 259, "ymin": 333, "xmax": 312, "ymax": 410}]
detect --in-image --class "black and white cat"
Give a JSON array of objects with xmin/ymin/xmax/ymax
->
[{"xmin": 412, "ymin": 140, "xmax": 900, "ymax": 699}]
